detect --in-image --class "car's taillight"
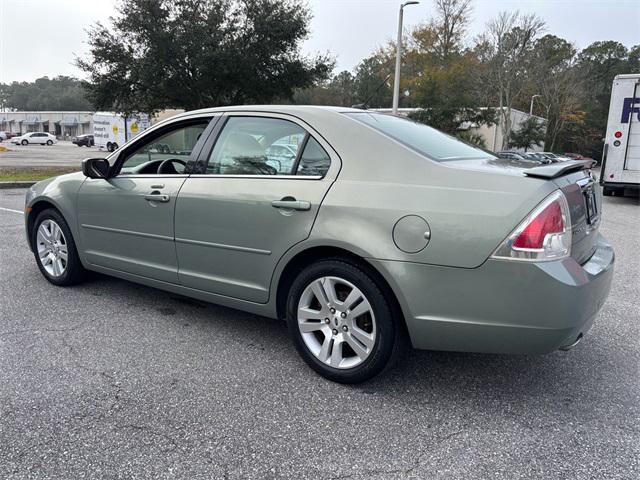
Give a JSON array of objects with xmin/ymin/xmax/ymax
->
[{"xmin": 492, "ymin": 190, "xmax": 571, "ymax": 261}]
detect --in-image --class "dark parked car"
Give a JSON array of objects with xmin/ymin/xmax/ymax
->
[
  {"xmin": 72, "ymin": 134, "xmax": 94, "ymax": 147},
  {"xmin": 1, "ymin": 131, "xmax": 20, "ymax": 141},
  {"xmin": 523, "ymin": 152, "xmax": 553, "ymax": 164},
  {"xmin": 497, "ymin": 151, "xmax": 528, "ymax": 160}
]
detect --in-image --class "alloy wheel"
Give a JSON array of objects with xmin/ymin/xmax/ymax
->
[
  {"xmin": 36, "ymin": 219, "xmax": 68, "ymax": 277},
  {"xmin": 297, "ymin": 276, "xmax": 377, "ymax": 369}
]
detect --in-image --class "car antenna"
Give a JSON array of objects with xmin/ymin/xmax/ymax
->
[{"xmin": 351, "ymin": 73, "xmax": 393, "ymax": 110}]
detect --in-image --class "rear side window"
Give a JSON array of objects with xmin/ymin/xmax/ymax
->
[
  {"xmin": 207, "ymin": 117, "xmax": 306, "ymax": 175},
  {"xmin": 206, "ymin": 116, "xmax": 331, "ymax": 177},
  {"xmin": 297, "ymin": 137, "xmax": 331, "ymax": 177},
  {"xmin": 345, "ymin": 112, "xmax": 494, "ymax": 161}
]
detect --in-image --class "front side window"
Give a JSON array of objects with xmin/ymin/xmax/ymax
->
[
  {"xmin": 345, "ymin": 112, "xmax": 494, "ymax": 162},
  {"xmin": 119, "ymin": 122, "xmax": 209, "ymax": 175},
  {"xmin": 207, "ymin": 117, "xmax": 307, "ymax": 175}
]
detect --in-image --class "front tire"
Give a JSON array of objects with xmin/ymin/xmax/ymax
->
[
  {"xmin": 31, "ymin": 208, "xmax": 86, "ymax": 286},
  {"xmin": 46, "ymin": 140, "xmax": 53, "ymax": 145},
  {"xmin": 286, "ymin": 259, "xmax": 400, "ymax": 383},
  {"xmin": 21, "ymin": 139, "xmax": 28, "ymax": 145}
]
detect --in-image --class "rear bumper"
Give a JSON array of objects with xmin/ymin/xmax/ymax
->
[
  {"xmin": 602, "ymin": 181, "xmax": 640, "ymax": 190},
  {"xmin": 370, "ymin": 234, "xmax": 615, "ymax": 354}
]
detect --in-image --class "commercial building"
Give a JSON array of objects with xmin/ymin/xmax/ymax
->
[
  {"xmin": 0, "ymin": 111, "xmax": 93, "ymax": 139},
  {"xmin": 0, "ymin": 109, "xmax": 186, "ymax": 140}
]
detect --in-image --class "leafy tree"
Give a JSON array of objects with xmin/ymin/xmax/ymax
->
[
  {"xmin": 0, "ymin": 76, "xmax": 93, "ymax": 111},
  {"xmin": 352, "ymin": 54, "xmax": 394, "ymax": 108},
  {"xmin": 78, "ymin": 0, "xmax": 332, "ymax": 114},
  {"xmin": 405, "ymin": 1, "xmax": 495, "ymax": 134},
  {"xmin": 291, "ymin": 70, "xmax": 358, "ymax": 106},
  {"xmin": 572, "ymin": 41, "xmax": 639, "ymax": 158},
  {"xmin": 430, "ymin": 0, "xmax": 472, "ymax": 65},
  {"xmin": 508, "ymin": 117, "xmax": 546, "ymax": 151},
  {"xmin": 529, "ymin": 35, "xmax": 583, "ymax": 150},
  {"xmin": 456, "ymin": 130, "xmax": 487, "ymax": 148}
]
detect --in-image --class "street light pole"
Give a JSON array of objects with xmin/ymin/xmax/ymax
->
[
  {"xmin": 529, "ymin": 94, "xmax": 541, "ymax": 116},
  {"xmin": 392, "ymin": 1, "xmax": 419, "ymax": 115}
]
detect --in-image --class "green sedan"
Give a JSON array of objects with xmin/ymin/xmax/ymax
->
[{"xmin": 24, "ymin": 106, "xmax": 614, "ymax": 383}]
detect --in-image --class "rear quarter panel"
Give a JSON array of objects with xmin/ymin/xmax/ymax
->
[{"xmin": 303, "ymin": 112, "xmax": 558, "ymax": 268}]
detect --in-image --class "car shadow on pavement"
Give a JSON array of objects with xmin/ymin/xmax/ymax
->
[{"xmin": 78, "ymin": 271, "xmax": 594, "ymax": 405}]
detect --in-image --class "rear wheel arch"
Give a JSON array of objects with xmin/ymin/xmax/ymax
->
[{"xmin": 275, "ymin": 246, "xmax": 407, "ymax": 333}]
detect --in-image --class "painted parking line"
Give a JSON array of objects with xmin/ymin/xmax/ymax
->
[{"xmin": 0, "ymin": 206, "xmax": 23, "ymax": 214}]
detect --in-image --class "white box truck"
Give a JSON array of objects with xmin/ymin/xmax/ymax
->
[
  {"xmin": 92, "ymin": 112, "xmax": 150, "ymax": 152},
  {"xmin": 601, "ymin": 74, "xmax": 640, "ymax": 196}
]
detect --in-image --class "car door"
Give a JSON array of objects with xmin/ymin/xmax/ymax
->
[
  {"xmin": 175, "ymin": 113, "xmax": 340, "ymax": 303},
  {"xmin": 76, "ymin": 115, "xmax": 218, "ymax": 283}
]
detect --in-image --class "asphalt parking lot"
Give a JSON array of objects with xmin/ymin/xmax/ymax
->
[
  {"xmin": 0, "ymin": 141, "xmax": 102, "ymax": 168},
  {"xmin": 0, "ymin": 187, "xmax": 638, "ymax": 479}
]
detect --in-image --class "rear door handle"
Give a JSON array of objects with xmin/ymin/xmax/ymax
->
[
  {"xmin": 144, "ymin": 193, "xmax": 170, "ymax": 203},
  {"xmin": 271, "ymin": 199, "xmax": 311, "ymax": 211}
]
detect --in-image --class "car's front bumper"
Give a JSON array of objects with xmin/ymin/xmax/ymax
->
[{"xmin": 370, "ymin": 234, "xmax": 615, "ymax": 354}]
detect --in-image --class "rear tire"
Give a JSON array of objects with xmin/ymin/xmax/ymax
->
[
  {"xmin": 286, "ymin": 259, "xmax": 400, "ymax": 383},
  {"xmin": 46, "ymin": 140, "xmax": 53, "ymax": 146},
  {"xmin": 31, "ymin": 208, "xmax": 86, "ymax": 286},
  {"xmin": 107, "ymin": 142, "xmax": 113, "ymax": 152}
]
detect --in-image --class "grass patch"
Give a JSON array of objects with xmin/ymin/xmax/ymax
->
[{"xmin": 0, "ymin": 167, "xmax": 79, "ymax": 182}]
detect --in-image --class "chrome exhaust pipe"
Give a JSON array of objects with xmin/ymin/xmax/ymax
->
[{"xmin": 559, "ymin": 333, "xmax": 583, "ymax": 351}]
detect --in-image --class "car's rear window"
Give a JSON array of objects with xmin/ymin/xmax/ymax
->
[{"xmin": 345, "ymin": 112, "xmax": 494, "ymax": 162}]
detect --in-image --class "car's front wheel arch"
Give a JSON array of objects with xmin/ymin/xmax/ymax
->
[{"xmin": 27, "ymin": 201, "xmax": 65, "ymax": 251}]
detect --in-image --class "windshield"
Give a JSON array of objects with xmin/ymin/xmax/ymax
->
[{"xmin": 345, "ymin": 112, "xmax": 495, "ymax": 162}]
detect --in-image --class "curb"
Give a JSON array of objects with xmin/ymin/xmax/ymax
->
[{"xmin": 0, "ymin": 181, "xmax": 36, "ymax": 189}]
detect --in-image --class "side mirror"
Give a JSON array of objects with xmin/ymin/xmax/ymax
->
[{"xmin": 82, "ymin": 158, "xmax": 110, "ymax": 179}]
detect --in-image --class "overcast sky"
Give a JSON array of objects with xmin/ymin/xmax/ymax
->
[{"xmin": 0, "ymin": 0, "xmax": 639, "ymax": 83}]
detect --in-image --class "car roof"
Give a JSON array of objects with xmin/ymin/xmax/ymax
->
[
  {"xmin": 185, "ymin": 105, "xmax": 360, "ymax": 114},
  {"xmin": 166, "ymin": 105, "xmax": 368, "ymax": 124}
]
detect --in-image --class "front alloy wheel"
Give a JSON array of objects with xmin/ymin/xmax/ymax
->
[
  {"xmin": 32, "ymin": 209, "xmax": 85, "ymax": 286},
  {"xmin": 36, "ymin": 219, "xmax": 68, "ymax": 277}
]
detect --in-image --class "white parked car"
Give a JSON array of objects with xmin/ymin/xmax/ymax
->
[{"xmin": 11, "ymin": 132, "xmax": 57, "ymax": 146}]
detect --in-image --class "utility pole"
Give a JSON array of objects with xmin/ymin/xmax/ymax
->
[
  {"xmin": 392, "ymin": 1, "xmax": 419, "ymax": 114},
  {"xmin": 529, "ymin": 94, "xmax": 541, "ymax": 116}
]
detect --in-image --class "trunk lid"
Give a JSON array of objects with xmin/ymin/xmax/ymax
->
[
  {"xmin": 445, "ymin": 157, "xmax": 600, "ymax": 265},
  {"xmin": 553, "ymin": 170, "xmax": 601, "ymax": 265}
]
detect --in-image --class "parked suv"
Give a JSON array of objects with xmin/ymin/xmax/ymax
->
[{"xmin": 72, "ymin": 134, "xmax": 94, "ymax": 147}]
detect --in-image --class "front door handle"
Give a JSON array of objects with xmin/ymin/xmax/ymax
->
[
  {"xmin": 271, "ymin": 199, "xmax": 311, "ymax": 211},
  {"xmin": 144, "ymin": 193, "xmax": 170, "ymax": 203}
]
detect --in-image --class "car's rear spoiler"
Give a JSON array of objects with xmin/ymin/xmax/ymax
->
[{"xmin": 523, "ymin": 160, "xmax": 596, "ymax": 179}]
